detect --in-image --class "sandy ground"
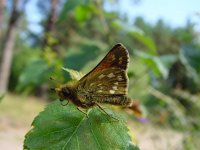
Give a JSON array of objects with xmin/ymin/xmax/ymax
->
[
  {"xmin": 0, "ymin": 94, "xmax": 44, "ymax": 150},
  {"xmin": 131, "ymin": 123, "xmax": 184, "ymax": 150},
  {"xmin": 0, "ymin": 94, "xmax": 185, "ymax": 150},
  {"xmin": 0, "ymin": 128, "xmax": 26, "ymax": 150}
]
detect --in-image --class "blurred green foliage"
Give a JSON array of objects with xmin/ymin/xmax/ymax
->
[{"xmin": 2, "ymin": 0, "xmax": 200, "ymax": 149}]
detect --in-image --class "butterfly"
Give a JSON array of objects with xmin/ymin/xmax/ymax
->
[{"xmin": 52, "ymin": 43, "xmax": 141, "ymax": 117}]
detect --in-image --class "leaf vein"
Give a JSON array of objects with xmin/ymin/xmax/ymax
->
[
  {"xmin": 89, "ymin": 124, "xmax": 102, "ymax": 150},
  {"xmin": 62, "ymin": 117, "xmax": 86, "ymax": 150}
]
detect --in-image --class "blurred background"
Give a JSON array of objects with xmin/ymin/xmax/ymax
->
[{"xmin": 0, "ymin": 0, "xmax": 200, "ymax": 149}]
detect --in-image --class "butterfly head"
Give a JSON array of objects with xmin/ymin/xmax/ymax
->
[
  {"xmin": 53, "ymin": 85, "xmax": 72, "ymax": 101},
  {"xmin": 52, "ymin": 81, "xmax": 79, "ymax": 101}
]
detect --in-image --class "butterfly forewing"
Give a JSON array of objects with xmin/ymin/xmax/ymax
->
[
  {"xmin": 78, "ymin": 44, "xmax": 129, "ymax": 97},
  {"xmin": 87, "ymin": 68, "xmax": 128, "ymax": 95},
  {"xmin": 80, "ymin": 44, "xmax": 129, "ymax": 81}
]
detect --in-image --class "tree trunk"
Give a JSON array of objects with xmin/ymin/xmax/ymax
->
[
  {"xmin": 0, "ymin": 0, "xmax": 5, "ymax": 39},
  {"xmin": 43, "ymin": 0, "xmax": 59, "ymax": 50},
  {"xmin": 46, "ymin": 0, "xmax": 58, "ymax": 33},
  {"xmin": 38, "ymin": 0, "xmax": 59, "ymax": 98},
  {"xmin": 0, "ymin": 0, "xmax": 26, "ymax": 93}
]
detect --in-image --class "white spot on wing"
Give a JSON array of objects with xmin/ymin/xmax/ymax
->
[
  {"xmin": 97, "ymin": 83, "xmax": 102, "ymax": 86},
  {"xmin": 109, "ymin": 90, "xmax": 115, "ymax": 94},
  {"xmin": 119, "ymin": 57, "xmax": 123, "ymax": 64},
  {"xmin": 97, "ymin": 84, "xmax": 103, "ymax": 89},
  {"xmin": 107, "ymin": 73, "xmax": 115, "ymax": 78},
  {"xmin": 97, "ymin": 90, "xmax": 103, "ymax": 93},
  {"xmin": 98, "ymin": 74, "xmax": 105, "ymax": 79},
  {"xmin": 112, "ymin": 86, "xmax": 117, "ymax": 90},
  {"xmin": 118, "ymin": 75, "xmax": 123, "ymax": 81},
  {"xmin": 90, "ymin": 83, "xmax": 94, "ymax": 86}
]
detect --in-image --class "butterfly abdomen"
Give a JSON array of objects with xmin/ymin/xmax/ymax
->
[
  {"xmin": 97, "ymin": 95, "xmax": 132, "ymax": 106},
  {"xmin": 97, "ymin": 96, "xmax": 142, "ymax": 117}
]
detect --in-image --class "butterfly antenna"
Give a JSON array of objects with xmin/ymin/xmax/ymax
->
[
  {"xmin": 49, "ymin": 76, "xmax": 58, "ymax": 92},
  {"xmin": 49, "ymin": 76, "xmax": 63, "ymax": 85},
  {"xmin": 49, "ymin": 76, "xmax": 57, "ymax": 86},
  {"xmin": 49, "ymin": 76, "xmax": 56, "ymax": 81},
  {"xmin": 50, "ymin": 87, "xmax": 55, "ymax": 91}
]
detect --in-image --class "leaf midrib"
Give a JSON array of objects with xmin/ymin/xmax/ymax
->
[{"xmin": 62, "ymin": 116, "xmax": 86, "ymax": 150}]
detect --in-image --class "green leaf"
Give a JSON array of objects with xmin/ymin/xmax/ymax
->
[
  {"xmin": 62, "ymin": 67, "xmax": 84, "ymax": 80},
  {"xmin": 181, "ymin": 45, "xmax": 200, "ymax": 71},
  {"xmin": 24, "ymin": 100, "xmax": 139, "ymax": 150},
  {"xmin": 75, "ymin": 5, "xmax": 92, "ymax": 22},
  {"xmin": 58, "ymin": 0, "xmax": 86, "ymax": 22},
  {"xmin": 63, "ymin": 43, "xmax": 101, "ymax": 71},
  {"xmin": 112, "ymin": 20, "xmax": 157, "ymax": 54},
  {"xmin": 129, "ymin": 32, "xmax": 157, "ymax": 55},
  {"xmin": 17, "ymin": 59, "xmax": 50, "ymax": 92},
  {"xmin": 135, "ymin": 51, "xmax": 168, "ymax": 78},
  {"xmin": 180, "ymin": 46, "xmax": 200, "ymax": 85}
]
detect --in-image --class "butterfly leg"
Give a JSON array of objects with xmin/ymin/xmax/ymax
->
[
  {"xmin": 60, "ymin": 99, "xmax": 69, "ymax": 106},
  {"xmin": 77, "ymin": 107, "xmax": 89, "ymax": 118},
  {"xmin": 95, "ymin": 103, "xmax": 119, "ymax": 121}
]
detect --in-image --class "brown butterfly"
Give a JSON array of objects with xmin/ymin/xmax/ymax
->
[{"xmin": 52, "ymin": 43, "xmax": 141, "ymax": 117}]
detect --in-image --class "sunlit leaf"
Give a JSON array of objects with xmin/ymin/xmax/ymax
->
[
  {"xmin": 129, "ymin": 32, "xmax": 157, "ymax": 55},
  {"xmin": 180, "ymin": 45, "xmax": 200, "ymax": 84},
  {"xmin": 112, "ymin": 20, "xmax": 157, "ymax": 54},
  {"xmin": 181, "ymin": 45, "xmax": 200, "ymax": 72},
  {"xmin": 135, "ymin": 51, "xmax": 168, "ymax": 78},
  {"xmin": 75, "ymin": 5, "xmax": 92, "ymax": 22},
  {"xmin": 58, "ymin": 0, "xmax": 86, "ymax": 22},
  {"xmin": 62, "ymin": 67, "xmax": 84, "ymax": 80},
  {"xmin": 159, "ymin": 54, "xmax": 178, "ymax": 68}
]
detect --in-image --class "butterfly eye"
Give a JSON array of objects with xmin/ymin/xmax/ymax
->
[{"xmin": 62, "ymin": 88, "xmax": 70, "ymax": 97}]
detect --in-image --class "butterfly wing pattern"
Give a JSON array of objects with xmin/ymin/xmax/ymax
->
[
  {"xmin": 77, "ymin": 43, "xmax": 133, "ymax": 108},
  {"xmin": 54, "ymin": 43, "xmax": 142, "ymax": 116}
]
